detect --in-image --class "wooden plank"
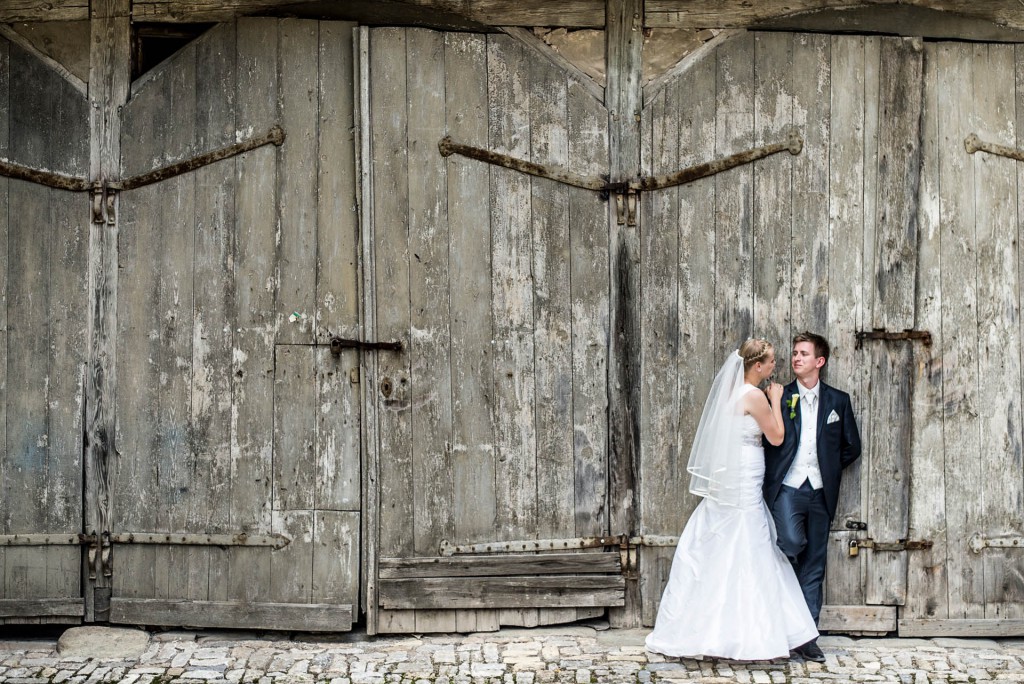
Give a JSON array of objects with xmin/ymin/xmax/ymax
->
[
  {"xmin": 488, "ymin": 33, "xmax": 537, "ymax": 542},
  {"xmin": 379, "ymin": 575, "xmax": 626, "ymax": 610},
  {"xmin": 315, "ymin": 20, "xmax": 360, "ymax": 344},
  {"xmin": 85, "ymin": 0, "xmax": 129, "ymax": 620},
  {"xmin": 0, "ymin": 599, "xmax": 84, "ymax": 618},
  {"xmin": 713, "ymin": 31, "xmax": 754, "ymax": 358},
  {"xmin": 605, "ymin": 0, "xmax": 644, "ymax": 630},
  {"xmin": 529, "ymin": 49, "xmax": 573, "ymax": 543},
  {"xmin": 371, "ymin": 28, "xmax": 414, "ymax": 566},
  {"xmin": 904, "ymin": 41, "xmax": 948, "ymax": 622},
  {"xmin": 936, "ymin": 41, "xmax": 984, "ymax": 620},
  {"xmin": 864, "ymin": 37, "xmax": 923, "ymax": 608},
  {"xmin": 228, "ymin": 17, "xmax": 280, "ymax": 602},
  {"xmin": 502, "ymin": 26, "xmax": 603, "ymax": 103},
  {"xmin": 825, "ymin": 35, "xmax": 867, "ymax": 534},
  {"xmin": 314, "ymin": 21, "xmax": 361, "ymax": 516},
  {"xmin": 406, "ymin": 27, "xmax": 454, "ymax": 560},
  {"xmin": 751, "ymin": 31, "xmax": 792, "ymax": 345},
  {"xmin": 818, "ymin": 605, "xmax": 896, "ymax": 633},
  {"xmin": 313, "ymin": 511, "xmax": 359, "ymax": 608},
  {"xmin": 0, "ymin": 40, "xmax": 7, "ymax": 600},
  {"xmin": 270, "ymin": 510, "xmax": 313, "ymax": 604},
  {"xmin": 899, "ymin": 619, "xmax": 1024, "ymax": 638},
  {"xmin": 445, "ymin": 31, "xmax": 497, "ymax": 549},
  {"xmin": 316, "ymin": 347, "xmax": 360, "ymax": 512},
  {"xmin": 637, "ymin": 78, "xmax": 679, "ymax": 627},
  {"xmin": 443, "ymin": 31, "xmax": 499, "ymax": 633},
  {"xmin": 273, "ymin": 346, "xmax": 316, "ymax": 510},
  {"xmin": 567, "ymin": 76, "xmax": 609, "ymax": 541},
  {"xmin": 825, "ymin": 531, "xmax": 864, "ymax": 606},
  {"xmin": 110, "ymin": 598, "xmax": 352, "ymax": 632},
  {"xmin": 487, "ymin": 32, "xmax": 538, "ymax": 631},
  {"xmin": 192, "ymin": 21, "xmax": 237, "ymax": 603},
  {"xmin": 6, "ymin": 45, "xmax": 53, "ymax": 604},
  {"xmin": 277, "ymin": 19, "xmax": 318, "ymax": 345},
  {"xmin": 379, "ymin": 553, "xmax": 622, "ymax": 578},
  {"xmin": 790, "ymin": 32, "xmax": 830, "ymax": 335},
  {"xmin": 44, "ymin": 64, "xmax": 89, "ymax": 604},
  {"xmin": 972, "ymin": 44, "xmax": 1024, "ymax": 621}
]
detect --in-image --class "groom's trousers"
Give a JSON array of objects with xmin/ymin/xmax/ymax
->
[{"xmin": 772, "ymin": 480, "xmax": 831, "ymax": 623}]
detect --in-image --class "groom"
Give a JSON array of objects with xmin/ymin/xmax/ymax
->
[{"xmin": 763, "ymin": 332, "xmax": 861, "ymax": 662}]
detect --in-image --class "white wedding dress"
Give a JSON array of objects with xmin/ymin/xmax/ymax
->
[{"xmin": 645, "ymin": 384, "xmax": 818, "ymax": 661}]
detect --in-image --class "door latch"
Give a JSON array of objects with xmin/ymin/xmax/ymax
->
[{"xmin": 849, "ymin": 538, "xmax": 933, "ymax": 556}]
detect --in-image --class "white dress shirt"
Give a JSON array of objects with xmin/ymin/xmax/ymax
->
[{"xmin": 782, "ymin": 382, "xmax": 823, "ymax": 490}]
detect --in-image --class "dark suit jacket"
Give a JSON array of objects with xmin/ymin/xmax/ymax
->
[{"xmin": 762, "ymin": 380, "xmax": 862, "ymax": 520}]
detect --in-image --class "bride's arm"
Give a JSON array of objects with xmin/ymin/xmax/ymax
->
[{"xmin": 742, "ymin": 385, "xmax": 785, "ymax": 446}]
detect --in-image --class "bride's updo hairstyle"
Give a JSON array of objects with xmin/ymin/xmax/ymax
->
[{"xmin": 739, "ymin": 338, "xmax": 773, "ymax": 372}]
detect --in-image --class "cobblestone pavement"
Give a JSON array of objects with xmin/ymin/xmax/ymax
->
[{"xmin": 2, "ymin": 625, "xmax": 1024, "ymax": 684}]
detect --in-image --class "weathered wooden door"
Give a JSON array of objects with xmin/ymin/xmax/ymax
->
[
  {"xmin": 362, "ymin": 27, "xmax": 623, "ymax": 634},
  {"xmin": 637, "ymin": 31, "xmax": 931, "ymax": 633},
  {"xmin": 109, "ymin": 18, "xmax": 361, "ymax": 631},
  {"xmin": 898, "ymin": 41, "xmax": 1024, "ymax": 637},
  {"xmin": 0, "ymin": 36, "xmax": 90, "ymax": 623}
]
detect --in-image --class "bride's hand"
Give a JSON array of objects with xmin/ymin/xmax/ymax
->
[{"xmin": 766, "ymin": 382, "xmax": 784, "ymax": 404}]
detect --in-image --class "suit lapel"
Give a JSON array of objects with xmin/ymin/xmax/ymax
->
[
  {"xmin": 816, "ymin": 382, "xmax": 830, "ymax": 444},
  {"xmin": 787, "ymin": 380, "xmax": 801, "ymax": 434}
]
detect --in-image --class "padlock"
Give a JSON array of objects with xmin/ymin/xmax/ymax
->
[{"xmin": 849, "ymin": 539, "xmax": 859, "ymax": 557}]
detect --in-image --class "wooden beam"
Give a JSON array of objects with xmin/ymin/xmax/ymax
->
[
  {"xmin": 378, "ymin": 576, "xmax": 626, "ymax": 610},
  {"xmin": 899, "ymin": 619, "xmax": 1024, "ymax": 637},
  {"xmin": 379, "ymin": 552, "xmax": 622, "ymax": 578},
  {"xmin": 605, "ymin": 0, "xmax": 643, "ymax": 629},
  {"xmin": 84, "ymin": 0, "xmax": 130, "ymax": 623},
  {"xmin": 819, "ymin": 605, "xmax": 896, "ymax": 633},
  {"xmin": 0, "ymin": 599, "xmax": 85, "ymax": 618},
  {"xmin": 110, "ymin": 599, "xmax": 354, "ymax": 631}
]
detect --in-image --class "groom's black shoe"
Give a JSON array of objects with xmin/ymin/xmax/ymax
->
[{"xmin": 794, "ymin": 639, "xmax": 826, "ymax": 663}]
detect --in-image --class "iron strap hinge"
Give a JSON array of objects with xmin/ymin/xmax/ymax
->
[
  {"xmin": 965, "ymin": 133, "xmax": 1024, "ymax": 163},
  {"xmin": 969, "ymin": 534, "xmax": 1024, "ymax": 554},
  {"xmin": 439, "ymin": 132, "xmax": 803, "ymax": 226},
  {"xmin": 855, "ymin": 328, "xmax": 932, "ymax": 350}
]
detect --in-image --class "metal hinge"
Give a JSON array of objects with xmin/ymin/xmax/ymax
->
[
  {"xmin": 848, "ymin": 538, "xmax": 933, "ymax": 556},
  {"xmin": 969, "ymin": 534, "xmax": 1024, "ymax": 554}
]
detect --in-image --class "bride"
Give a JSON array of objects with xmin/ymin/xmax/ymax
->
[{"xmin": 645, "ymin": 339, "xmax": 818, "ymax": 661}]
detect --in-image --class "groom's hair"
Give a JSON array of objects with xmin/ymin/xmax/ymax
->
[{"xmin": 793, "ymin": 331, "xmax": 830, "ymax": 364}]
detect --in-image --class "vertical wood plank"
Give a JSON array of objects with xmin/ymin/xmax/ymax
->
[
  {"xmin": 936, "ymin": 41, "xmax": 984, "ymax": 619},
  {"xmin": 824, "ymin": 35, "xmax": 867, "ymax": 606},
  {"xmin": 865, "ymin": 36, "xmax": 923, "ymax": 607},
  {"xmin": 751, "ymin": 31, "xmax": 792, "ymax": 346},
  {"xmin": 0, "ymin": 38, "xmax": 8, "ymax": 598},
  {"xmin": 790, "ymin": 33, "xmax": 831, "ymax": 337},
  {"xmin": 277, "ymin": 19, "xmax": 319, "ymax": 345},
  {"xmin": 714, "ymin": 32, "xmax": 755, "ymax": 357},
  {"xmin": 905, "ymin": 41, "xmax": 947, "ymax": 621},
  {"xmin": 444, "ymin": 31, "xmax": 499, "ymax": 632},
  {"xmin": 606, "ymin": 0, "xmax": 644, "ymax": 629},
  {"xmin": 229, "ymin": 17, "xmax": 280, "ymax": 601},
  {"xmin": 488, "ymin": 33, "xmax": 537, "ymax": 542},
  {"xmin": 567, "ymin": 80, "xmax": 609, "ymax": 543},
  {"xmin": 313, "ymin": 510, "xmax": 359, "ymax": 607},
  {"xmin": 530, "ymin": 54, "xmax": 573, "ymax": 544},
  {"xmin": 972, "ymin": 44, "xmax": 1024, "ymax": 619},
  {"xmin": 371, "ymin": 28, "xmax": 414, "ymax": 570},
  {"xmin": 315, "ymin": 21, "xmax": 359, "ymax": 343},
  {"xmin": 638, "ymin": 81, "xmax": 678, "ymax": 626},
  {"xmin": 192, "ymin": 22, "xmax": 237, "ymax": 602},
  {"xmin": 45, "ymin": 67, "xmax": 89, "ymax": 602},
  {"xmin": 274, "ymin": 345, "xmax": 316, "ymax": 511},
  {"xmin": 445, "ymin": 31, "xmax": 496, "ymax": 547},
  {"xmin": 270, "ymin": 510, "xmax": 313, "ymax": 603},
  {"xmin": 317, "ymin": 349, "xmax": 360, "ymax": 511},
  {"xmin": 6, "ymin": 45, "xmax": 53, "ymax": 601},
  {"xmin": 86, "ymin": 0, "xmax": 129, "ymax": 618}
]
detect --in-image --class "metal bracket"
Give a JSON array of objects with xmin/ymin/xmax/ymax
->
[
  {"xmin": 91, "ymin": 182, "xmax": 118, "ymax": 225},
  {"xmin": 964, "ymin": 133, "xmax": 1024, "ymax": 163},
  {"xmin": 328, "ymin": 336, "xmax": 403, "ymax": 355},
  {"xmin": 439, "ymin": 132, "xmax": 803, "ymax": 206},
  {"xmin": 855, "ymin": 328, "xmax": 932, "ymax": 350},
  {"xmin": 969, "ymin": 534, "xmax": 1024, "ymax": 554}
]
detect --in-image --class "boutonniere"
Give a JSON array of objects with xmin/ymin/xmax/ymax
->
[{"xmin": 786, "ymin": 394, "xmax": 800, "ymax": 420}]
